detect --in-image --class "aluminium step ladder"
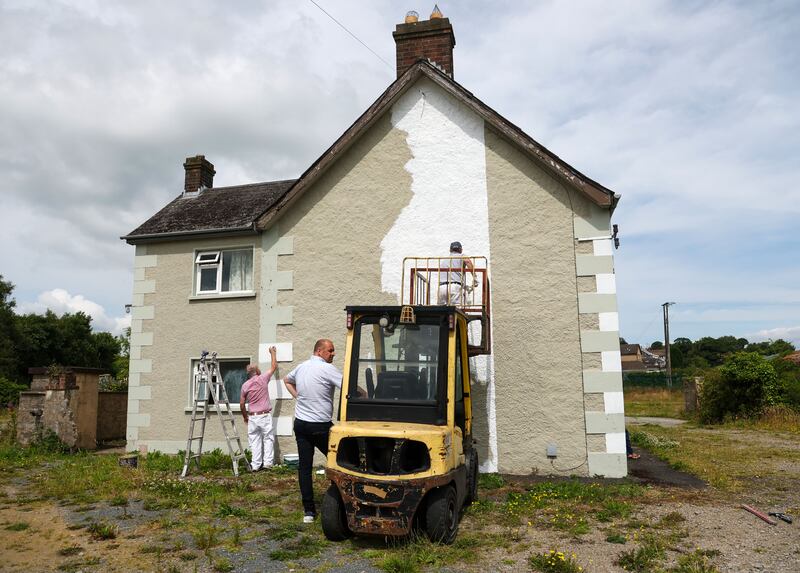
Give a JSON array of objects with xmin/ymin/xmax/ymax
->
[{"xmin": 181, "ymin": 350, "xmax": 250, "ymax": 477}]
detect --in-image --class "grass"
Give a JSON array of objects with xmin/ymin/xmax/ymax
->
[
  {"xmin": 0, "ymin": 422, "xmax": 785, "ymax": 571},
  {"xmin": 629, "ymin": 423, "xmax": 800, "ymax": 491},
  {"xmin": 5, "ymin": 521, "xmax": 30, "ymax": 531},
  {"xmin": 624, "ymin": 387, "xmax": 687, "ymax": 418}
]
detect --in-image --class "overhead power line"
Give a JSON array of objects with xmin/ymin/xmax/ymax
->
[{"xmin": 307, "ymin": 0, "xmax": 393, "ymax": 70}]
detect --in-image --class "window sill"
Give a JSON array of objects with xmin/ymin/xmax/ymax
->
[{"xmin": 189, "ymin": 292, "xmax": 256, "ymax": 301}]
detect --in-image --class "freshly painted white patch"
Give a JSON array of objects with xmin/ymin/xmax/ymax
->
[
  {"xmin": 275, "ymin": 415, "xmax": 293, "ymax": 436},
  {"xmin": 598, "ymin": 312, "xmax": 619, "ymax": 332},
  {"xmin": 386, "ymin": 77, "xmax": 497, "ymax": 471},
  {"xmin": 383, "ymin": 78, "xmax": 490, "ymax": 296},
  {"xmin": 605, "ymin": 432, "xmax": 626, "ymax": 454},
  {"xmin": 268, "ymin": 379, "xmax": 293, "ymax": 400},
  {"xmin": 596, "ymin": 273, "xmax": 617, "ymax": 294},
  {"xmin": 604, "ymin": 391, "xmax": 625, "ymax": 414},
  {"xmin": 259, "ymin": 342, "xmax": 293, "ymax": 364},
  {"xmin": 593, "ymin": 238, "xmax": 614, "ymax": 256},
  {"xmin": 601, "ymin": 351, "xmax": 622, "ymax": 372}
]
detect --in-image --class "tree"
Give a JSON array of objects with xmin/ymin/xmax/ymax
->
[
  {"xmin": 112, "ymin": 328, "xmax": 130, "ymax": 381},
  {"xmin": 650, "ymin": 341, "xmax": 663, "ymax": 349},
  {"xmin": 693, "ymin": 336, "xmax": 748, "ymax": 367},
  {"xmin": 699, "ymin": 352, "xmax": 779, "ymax": 423},
  {"xmin": 0, "ymin": 276, "xmax": 17, "ymax": 381},
  {"xmin": 746, "ymin": 339, "xmax": 795, "ymax": 357}
]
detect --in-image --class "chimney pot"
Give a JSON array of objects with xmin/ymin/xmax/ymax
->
[
  {"xmin": 405, "ymin": 10, "xmax": 419, "ymax": 24},
  {"xmin": 183, "ymin": 155, "xmax": 215, "ymax": 194}
]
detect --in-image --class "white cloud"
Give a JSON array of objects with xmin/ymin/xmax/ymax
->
[
  {"xmin": 18, "ymin": 289, "xmax": 130, "ymax": 336},
  {"xmin": 749, "ymin": 326, "xmax": 800, "ymax": 348}
]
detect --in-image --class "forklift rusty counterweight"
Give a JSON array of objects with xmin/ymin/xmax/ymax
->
[{"xmin": 320, "ymin": 257, "xmax": 490, "ymax": 544}]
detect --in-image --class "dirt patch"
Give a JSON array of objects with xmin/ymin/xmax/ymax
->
[{"xmin": 0, "ymin": 487, "xmax": 162, "ymax": 572}]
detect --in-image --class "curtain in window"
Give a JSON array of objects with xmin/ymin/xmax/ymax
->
[
  {"xmin": 223, "ymin": 250, "xmax": 253, "ymax": 292},
  {"xmin": 220, "ymin": 362, "xmax": 248, "ymax": 403}
]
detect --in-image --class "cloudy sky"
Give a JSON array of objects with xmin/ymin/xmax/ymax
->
[{"xmin": 2, "ymin": 0, "xmax": 798, "ymax": 347}]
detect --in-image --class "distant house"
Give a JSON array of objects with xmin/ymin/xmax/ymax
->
[
  {"xmin": 620, "ymin": 344, "xmax": 665, "ymax": 372},
  {"xmin": 122, "ymin": 11, "xmax": 626, "ymax": 477},
  {"xmin": 783, "ymin": 351, "xmax": 800, "ymax": 366}
]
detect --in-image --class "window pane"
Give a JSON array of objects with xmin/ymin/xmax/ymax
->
[
  {"xmin": 219, "ymin": 361, "xmax": 249, "ymax": 403},
  {"xmin": 191, "ymin": 359, "xmax": 249, "ymax": 406},
  {"xmin": 221, "ymin": 250, "xmax": 253, "ymax": 292},
  {"xmin": 199, "ymin": 266, "xmax": 218, "ymax": 291},
  {"xmin": 352, "ymin": 322, "xmax": 440, "ymax": 402}
]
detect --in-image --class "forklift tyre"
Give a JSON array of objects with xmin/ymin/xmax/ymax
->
[
  {"xmin": 321, "ymin": 484, "xmax": 352, "ymax": 541},
  {"xmin": 464, "ymin": 449, "xmax": 478, "ymax": 506},
  {"xmin": 425, "ymin": 485, "xmax": 459, "ymax": 544}
]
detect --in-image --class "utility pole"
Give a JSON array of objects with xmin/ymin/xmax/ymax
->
[{"xmin": 662, "ymin": 302, "xmax": 676, "ymax": 388}]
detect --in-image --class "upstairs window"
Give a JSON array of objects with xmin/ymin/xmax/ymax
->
[{"xmin": 195, "ymin": 249, "xmax": 253, "ymax": 295}]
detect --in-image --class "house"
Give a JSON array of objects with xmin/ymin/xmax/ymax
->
[
  {"xmin": 122, "ymin": 10, "xmax": 625, "ymax": 477},
  {"xmin": 621, "ymin": 344, "xmax": 665, "ymax": 373}
]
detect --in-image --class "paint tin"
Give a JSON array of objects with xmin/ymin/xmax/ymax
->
[{"xmin": 282, "ymin": 454, "xmax": 299, "ymax": 468}]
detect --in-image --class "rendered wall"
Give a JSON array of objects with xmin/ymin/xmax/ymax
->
[{"xmin": 127, "ymin": 236, "xmax": 261, "ymax": 453}]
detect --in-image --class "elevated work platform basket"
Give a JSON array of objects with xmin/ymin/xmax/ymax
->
[{"xmin": 401, "ymin": 256, "xmax": 491, "ymax": 355}]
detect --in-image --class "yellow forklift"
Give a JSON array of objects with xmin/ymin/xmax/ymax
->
[{"xmin": 321, "ymin": 256, "xmax": 490, "ymax": 544}]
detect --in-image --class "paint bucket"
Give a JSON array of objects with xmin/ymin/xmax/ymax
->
[
  {"xmin": 119, "ymin": 454, "xmax": 138, "ymax": 469},
  {"xmin": 282, "ymin": 454, "xmax": 299, "ymax": 468}
]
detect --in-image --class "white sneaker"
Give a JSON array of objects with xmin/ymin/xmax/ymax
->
[{"xmin": 303, "ymin": 514, "xmax": 315, "ymax": 524}]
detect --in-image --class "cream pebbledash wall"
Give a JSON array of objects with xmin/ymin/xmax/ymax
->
[
  {"xmin": 127, "ymin": 235, "xmax": 261, "ymax": 453},
  {"xmin": 270, "ymin": 113, "xmax": 413, "ymax": 460}
]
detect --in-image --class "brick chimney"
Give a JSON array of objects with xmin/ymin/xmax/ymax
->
[
  {"xmin": 393, "ymin": 8, "xmax": 455, "ymax": 78},
  {"xmin": 183, "ymin": 155, "xmax": 215, "ymax": 193}
]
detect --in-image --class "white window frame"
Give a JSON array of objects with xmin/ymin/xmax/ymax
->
[
  {"xmin": 187, "ymin": 356, "xmax": 251, "ymax": 412},
  {"xmin": 194, "ymin": 248, "xmax": 254, "ymax": 296}
]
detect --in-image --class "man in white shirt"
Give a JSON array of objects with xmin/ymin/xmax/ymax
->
[
  {"xmin": 283, "ymin": 338, "xmax": 341, "ymax": 523},
  {"xmin": 437, "ymin": 241, "xmax": 475, "ymax": 305}
]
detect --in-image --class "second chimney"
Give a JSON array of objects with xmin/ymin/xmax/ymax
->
[
  {"xmin": 393, "ymin": 11, "xmax": 455, "ymax": 78},
  {"xmin": 183, "ymin": 155, "xmax": 215, "ymax": 194}
]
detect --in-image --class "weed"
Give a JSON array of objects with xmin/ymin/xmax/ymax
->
[
  {"xmin": 109, "ymin": 495, "xmax": 128, "ymax": 507},
  {"xmin": 615, "ymin": 537, "xmax": 665, "ymax": 572},
  {"xmin": 57, "ymin": 557, "xmax": 101, "ymax": 572},
  {"xmin": 659, "ymin": 511, "xmax": 686, "ymax": 527},
  {"xmin": 596, "ymin": 500, "xmax": 632, "ymax": 522},
  {"xmin": 606, "ymin": 532, "xmax": 627, "ymax": 544},
  {"xmin": 379, "ymin": 552, "xmax": 419, "ymax": 573},
  {"xmin": 87, "ymin": 521, "xmax": 118, "ymax": 540},
  {"xmin": 269, "ymin": 522, "xmax": 303, "ymax": 540},
  {"xmin": 139, "ymin": 544, "xmax": 163, "ymax": 554},
  {"xmin": 230, "ymin": 524, "xmax": 242, "ymax": 547},
  {"xmin": 180, "ymin": 552, "xmax": 198, "ymax": 561},
  {"xmin": 478, "ymin": 473, "xmax": 505, "ymax": 489},
  {"xmin": 671, "ymin": 549, "xmax": 721, "ymax": 573},
  {"xmin": 213, "ymin": 556, "xmax": 234, "ymax": 572},
  {"xmin": 269, "ymin": 534, "xmax": 327, "ymax": 560},
  {"xmin": 192, "ymin": 524, "xmax": 220, "ymax": 550},
  {"xmin": 57, "ymin": 545, "xmax": 83, "ymax": 556},
  {"xmin": 5, "ymin": 522, "xmax": 29, "ymax": 531},
  {"xmin": 528, "ymin": 549, "xmax": 584, "ymax": 573},
  {"xmin": 216, "ymin": 501, "xmax": 248, "ymax": 518}
]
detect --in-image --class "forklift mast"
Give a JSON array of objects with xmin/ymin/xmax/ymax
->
[{"xmin": 400, "ymin": 256, "xmax": 491, "ymax": 356}]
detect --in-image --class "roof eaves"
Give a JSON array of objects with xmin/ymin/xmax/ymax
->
[{"xmin": 121, "ymin": 224, "xmax": 258, "ymax": 245}]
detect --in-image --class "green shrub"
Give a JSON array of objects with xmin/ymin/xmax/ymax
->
[
  {"xmin": 699, "ymin": 352, "xmax": 779, "ymax": 423},
  {"xmin": 0, "ymin": 376, "xmax": 26, "ymax": 407}
]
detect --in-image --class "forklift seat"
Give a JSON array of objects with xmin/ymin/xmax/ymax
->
[{"xmin": 375, "ymin": 371, "xmax": 413, "ymax": 400}]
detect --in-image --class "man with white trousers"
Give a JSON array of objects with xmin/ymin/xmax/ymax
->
[{"xmin": 240, "ymin": 345, "xmax": 277, "ymax": 471}]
